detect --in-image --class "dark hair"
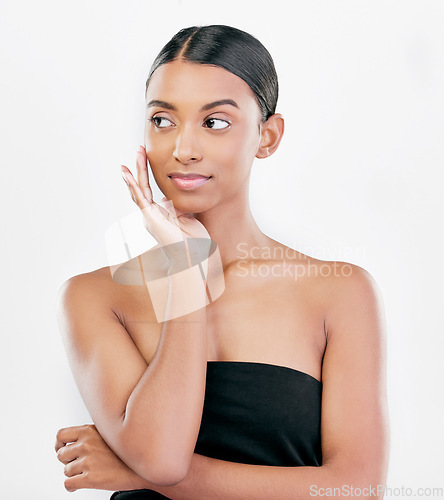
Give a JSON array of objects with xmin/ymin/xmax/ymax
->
[{"xmin": 145, "ymin": 25, "xmax": 279, "ymax": 122}]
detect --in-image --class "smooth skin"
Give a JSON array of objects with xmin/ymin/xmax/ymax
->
[{"xmin": 55, "ymin": 60, "xmax": 389, "ymax": 498}]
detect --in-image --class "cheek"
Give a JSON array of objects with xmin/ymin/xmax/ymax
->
[
  {"xmin": 145, "ymin": 124, "xmax": 259, "ymax": 175},
  {"xmin": 145, "ymin": 127, "xmax": 165, "ymax": 153},
  {"xmin": 147, "ymin": 159, "xmax": 167, "ymax": 195},
  {"xmin": 144, "ymin": 148, "xmax": 167, "ymax": 192},
  {"xmin": 145, "ymin": 132, "xmax": 171, "ymax": 170},
  {"xmin": 214, "ymin": 127, "xmax": 259, "ymax": 169}
]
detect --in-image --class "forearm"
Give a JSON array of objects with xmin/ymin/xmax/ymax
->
[
  {"xmin": 129, "ymin": 454, "xmax": 385, "ymax": 500},
  {"xmin": 119, "ymin": 267, "xmax": 208, "ymax": 481}
]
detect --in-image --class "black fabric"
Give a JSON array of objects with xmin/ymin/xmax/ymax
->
[{"xmin": 111, "ymin": 361, "xmax": 322, "ymax": 499}]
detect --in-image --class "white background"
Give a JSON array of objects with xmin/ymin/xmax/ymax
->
[{"xmin": 1, "ymin": 1, "xmax": 443, "ymax": 498}]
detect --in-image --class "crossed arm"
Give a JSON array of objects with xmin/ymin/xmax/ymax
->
[
  {"xmin": 55, "ymin": 432, "xmax": 387, "ymax": 499},
  {"xmin": 55, "ymin": 264, "xmax": 389, "ymax": 498}
]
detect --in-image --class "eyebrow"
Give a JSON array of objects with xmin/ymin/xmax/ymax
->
[{"xmin": 146, "ymin": 99, "xmax": 239, "ymax": 112}]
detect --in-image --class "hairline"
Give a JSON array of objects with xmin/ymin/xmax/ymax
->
[{"xmin": 145, "ymin": 58, "xmax": 267, "ymax": 125}]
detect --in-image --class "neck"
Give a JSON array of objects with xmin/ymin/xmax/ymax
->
[{"xmin": 193, "ymin": 190, "xmax": 271, "ymax": 269}]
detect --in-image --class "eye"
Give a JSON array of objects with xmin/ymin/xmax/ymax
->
[
  {"xmin": 204, "ymin": 117, "xmax": 231, "ymax": 130},
  {"xmin": 150, "ymin": 116, "xmax": 174, "ymax": 128}
]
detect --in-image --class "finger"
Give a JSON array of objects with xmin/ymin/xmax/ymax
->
[
  {"xmin": 159, "ymin": 198, "xmax": 181, "ymax": 227},
  {"xmin": 159, "ymin": 197, "xmax": 175, "ymax": 216},
  {"xmin": 160, "ymin": 196, "xmax": 192, "ymax": 220},
  {"xmin": 64, "ymin": 473, "xmax": 87, "ymax": 493},
  {"xmin": 141, "ymin": 203, "xmax": 184, "ymax": 235},
  {"xmin": 121, "ymin": 165, "xmax": 150, "ymax": 210},
  {"xmin": 64, "ymin": 457, "xmax": 85, "ymax": 478},
  {"xmin": 57, "ymin": 442, "xmax": 80, "ymax": 465},
  {"xmin": 123, "ymin": 169, "xmax": 148, "ymax": 208},
  {"xmin": 55, "ymin": 426, "xmax": 82, "ymax": 452},
  {"xmin": 137, "ymin": 146, "xmax": 154, "ymax": 203}
]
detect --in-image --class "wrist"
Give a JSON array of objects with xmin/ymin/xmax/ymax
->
[{"xmin": 166, "ymin": 264, "xmax": 208, "ymax": 317}]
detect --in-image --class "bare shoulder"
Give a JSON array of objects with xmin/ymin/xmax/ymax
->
[
  {"xmin": 271, "ymin": 242, "xmax": 385, "ymax": 334},
  {"xmin": 272, "ymin": 243, "xmax": 378, "ymax": 292},
  {"xmin": 282, "ymin": 246, "xmax": 383, "ymax": 304},
  {"xmin": 305, "ymin": 257, "xmax": 382, "ymax": 296},
  {"xmin": 56, "ymin": 266, "xmax": 116, "ymax": 310},
  {"xmin": 57, "ymin": 260, "xmax": 155, "ymax": 304},
  {"xmin": 56, "ymin": 267, "xmax": 110, "ymax": 338},
  {"xmin": 58, "ymin": 266, "xmax": 110, "ymax": 289},
  {"xmin": 55, "ymin": 265, "xmax": 139, "ymax": 334},
  {"xmin": 292, "ymin": 252, "xmax": 385, "ymax": 336},
  {"xmin": 56, "ymin": 263, "xmax": 159, "ymax": 347},
  {"xmin": 318, "ymin": 260, "xmax": 385, "ymax": 339}
]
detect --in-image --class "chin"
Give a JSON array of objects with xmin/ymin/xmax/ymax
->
[{"xmin": 167, "ymin": 195, "xmax": 211, "ymax": 215}]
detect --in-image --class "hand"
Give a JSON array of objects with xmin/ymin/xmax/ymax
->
[
  {"xmin": 55, "ymin": 424, "xmax": 144, "ymax": 493},
  {"xmin": 121, "ymin": 146, "xmax": 211, "ymax": 264}
]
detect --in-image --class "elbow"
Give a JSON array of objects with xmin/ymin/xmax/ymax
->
[
  {"xmin": 119, "ymin": 419, "xmax": 194, "ymax": 485},
  {"xmin": 120, "ymin": 446, "xmax": 190, "ymax": 486},
  {"xmin": 142, "ymin": 437, "xmax": 193, "ymax": 485},
  {"xmin": 139, "ymin": 454, "xmax": 190, "ymax": 486},
  {"xmin": 119, "ymin": 432, "xmax": 191, "ymax": 486}
]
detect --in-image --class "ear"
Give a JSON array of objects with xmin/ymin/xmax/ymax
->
[{"xmin": 255, "ymin": 113, "xmax": 285, "ymax": 159}]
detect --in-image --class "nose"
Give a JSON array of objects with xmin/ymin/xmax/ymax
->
[{"xmin": 172, "ymin": 125, "xmax": 202, "ymax": 164}]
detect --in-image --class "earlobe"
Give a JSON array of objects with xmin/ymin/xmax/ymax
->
[{"xmin": 255, "ymin": 113, "xmax": 285, "ymax": 159}]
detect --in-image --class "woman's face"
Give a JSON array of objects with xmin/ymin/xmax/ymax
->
[{"xmin": 144, "ymin": 59, "xmax": 264, "ymax": 214}]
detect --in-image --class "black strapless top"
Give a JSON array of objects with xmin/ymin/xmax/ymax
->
[{"xmin": 110, "ymin": 361, "xmax": 322, "ymax": 499}]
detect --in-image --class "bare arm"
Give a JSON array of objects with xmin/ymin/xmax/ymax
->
[
  {"xmin": 57, "ymin": 263, "xmax": 389, "ymax": 498},
  {"xmin": 56, "ymin": 146, "xmax": 217, "ymax": 485},
  {"xmin": 57, "ymin": 267, "xmax": 208, "ymax": 486},
  {"xmin": 153, "ymin": 264, "xmax": 390, "ymax": 499}
]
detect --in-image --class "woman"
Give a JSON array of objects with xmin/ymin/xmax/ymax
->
[{"xmin": 55, "ymin": 25, "xmax": 389, "ymax": 499}]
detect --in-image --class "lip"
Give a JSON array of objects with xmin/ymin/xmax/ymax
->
[{"xmin": 168, "ymin": 173, "xmax": 212, "ymax": 190}]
